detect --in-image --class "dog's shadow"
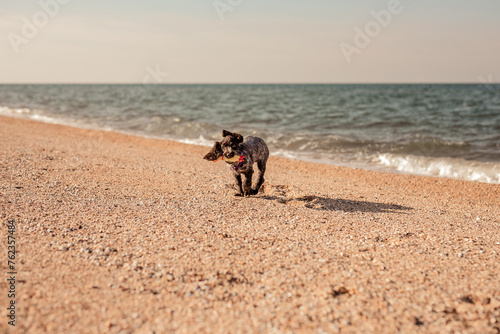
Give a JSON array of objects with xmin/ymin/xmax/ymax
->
[{"xmin": 259, "ymin": 194, "xmax": 413, "ymax": 213}]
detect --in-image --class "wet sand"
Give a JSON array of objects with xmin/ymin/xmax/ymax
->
[{"xmin": 0, "ymin": 115, "xmax": 499, "ymax": 333}]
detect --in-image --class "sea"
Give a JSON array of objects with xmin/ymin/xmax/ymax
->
[{"xmin": 1, "ymin": 84, "xmax": 499, "ymax": 184}]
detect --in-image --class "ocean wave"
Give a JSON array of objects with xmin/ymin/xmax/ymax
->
[
  {"xmin": 0, "ymin": 105, "xmax": 66, "ymax": 125},
  {"xmin": 377, "ymin": 153, "xmax": 500, "ymax": 184},
  {"xmin": 0, "ymin": 105, "xmax": 107, "ymax": 129},
  {"xmin": 0, "ymin": 105, "xmax": 36, "ymax": 116}
]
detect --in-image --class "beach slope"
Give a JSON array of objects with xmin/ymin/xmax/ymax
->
[{"xmin": 0, "ymin": 116, "xmax": 499, "ymax": 333}]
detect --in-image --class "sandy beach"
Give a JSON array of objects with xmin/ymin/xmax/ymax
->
[{"xmin": 0, "ymin": 115, "xmax": 499, "ymax": 333}]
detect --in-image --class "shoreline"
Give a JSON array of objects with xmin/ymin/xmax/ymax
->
[
  {"xmin": 1, "ymin": 115, "xmax": 499, "ymax": 333},
  {"xmin": 1, "ymin": 112, "xmax": 498, "ymax": 185}
]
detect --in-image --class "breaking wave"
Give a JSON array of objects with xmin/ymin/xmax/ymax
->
[{"xmin": 377, "ymin": 153, "xmax": 500, "ymax": 184}]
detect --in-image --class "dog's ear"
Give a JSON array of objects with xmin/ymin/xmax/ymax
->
[
  {"xmin": 222, "ymin": 130, "xmax": 243, "ymax": 143},
  {"xmin": 203, "ymin": 141, "xmax": 223, "ymax": 161},
  {"xmin": 233, "ymin": 133, "xmax": 243, "ymax": 143}
]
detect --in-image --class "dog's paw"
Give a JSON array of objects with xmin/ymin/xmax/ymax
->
[
  {"xmin": 250, "ymin": 188, "xmax": 260, "ymax": 195},
  {"xmin": 234, "ymin": 192, "xmax": 243, "ymax": 197},
  {"xmin": 243, "ymin": 188, "xmax": 254, "ymax": 196}
]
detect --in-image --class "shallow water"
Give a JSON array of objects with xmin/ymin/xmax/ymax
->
[{"xmin": 1, "ymin": 84, "xmax": 499, "ymax": 183}]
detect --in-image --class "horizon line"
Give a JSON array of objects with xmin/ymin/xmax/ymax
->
[{"xmin": 1, "ymin": 82, "xmax": 499, "ymax": 85}]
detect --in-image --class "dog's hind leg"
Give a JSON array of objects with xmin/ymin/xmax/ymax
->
[
  {"xmin": 243, "ymin": 170, "xmax": 254, "ymax": 196},
  {"xmin": 252, "ymin": 158, "xmax": 267, "ymax": 195}
]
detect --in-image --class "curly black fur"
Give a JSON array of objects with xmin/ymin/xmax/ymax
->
[
  {"xmin": 205, "ymin": 130, "xmax": 269, "ymax": 196},
  {"xmin": 221, "ymin": 130, "xmax": 269, "ymax": 196}
]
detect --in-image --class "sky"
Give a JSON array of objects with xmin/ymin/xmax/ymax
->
[{"xmin": 1, "ymin": 0, "xmax": 500, "ymax": 84}]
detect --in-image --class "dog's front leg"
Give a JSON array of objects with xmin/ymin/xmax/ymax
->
[
  {"xmin": 243, "ymin": 170, "xmax": 254, "ymax": 196},
  {"xmin": 233, "ymin": 173, "xmax": 244, "ymax": 196}
]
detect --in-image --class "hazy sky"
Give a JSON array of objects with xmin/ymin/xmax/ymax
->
[{"xmin": 1, "ymin": 0, "xmax": 500, "ymax": 83}]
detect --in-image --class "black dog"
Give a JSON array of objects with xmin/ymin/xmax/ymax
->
[{"xmin": 204, "ymin": 130, "xmax": 269, "ymax": 196}]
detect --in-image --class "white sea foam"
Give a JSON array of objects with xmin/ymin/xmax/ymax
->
[
  {"xmin": 178, "ymin": 135, "xmax": 213, "ymax": 147},
  {"xmin": 0, "ymin": 105, "xmax": 63, "ymax": 125},
  {"xmin": 377, "ymin": 153, "xmax": 500, "ymax": 184},
  {"xmin": 0, "ymin": 105, "xmax": 111, "ymax": 130},
  {"xmin": 0, "ymin": 105, "xmax": 35, "ymax": 116}
]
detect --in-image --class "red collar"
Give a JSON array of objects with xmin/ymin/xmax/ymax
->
[{"xmin": 229, "ymin": 150, "xmax": 246, "ymax": 171}]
